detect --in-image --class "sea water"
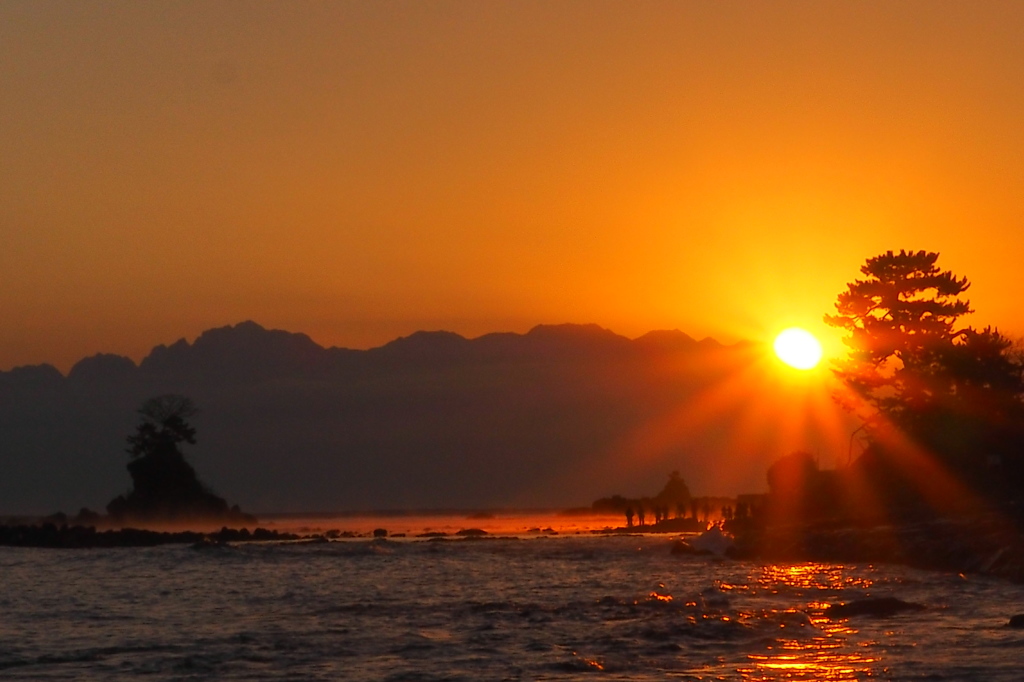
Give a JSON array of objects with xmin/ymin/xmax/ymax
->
[{"xmin": 2, "ymin": 521, "xmax": 1024, "ymax": 680}]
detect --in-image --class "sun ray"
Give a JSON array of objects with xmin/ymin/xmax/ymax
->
[{"xmin": 583, "ymin": 341, "xmax": 853, "ymax": 496}]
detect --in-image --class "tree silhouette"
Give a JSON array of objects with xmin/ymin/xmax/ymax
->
[
  {"xmin": 825, "ymin": 250, "xmax": 1024, "ymax": 496},
  {"xmin": 825, "ymin": 250, "xmax": 972, "ymax": 421},
  {"xmin": 126, "ymin": 394, "xmax": 197, "ymax": 461}
]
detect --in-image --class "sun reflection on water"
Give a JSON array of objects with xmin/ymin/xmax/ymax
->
[
  {"xmin": 755, "ymin": 563, "xmax": 876, "ymax": 592},
  {"xmin": 736, "ymin": 563, "xmax": 880, "ymax": 680}
]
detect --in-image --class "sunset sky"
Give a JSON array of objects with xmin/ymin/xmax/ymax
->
[{"xmin": 4, "ymin": 1, "xmax": 1024, "ymax": 373}]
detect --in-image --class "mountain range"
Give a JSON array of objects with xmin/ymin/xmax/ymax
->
[{"xmin": 0, "ymin": 321, "xmax": 812, "ymax": 515}]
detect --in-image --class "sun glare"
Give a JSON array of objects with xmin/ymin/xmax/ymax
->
[{"xmin": 773, "ymin": 328, "xmax": 823, "ymax": 370}]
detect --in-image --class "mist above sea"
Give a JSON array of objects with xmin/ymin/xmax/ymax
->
[{"xmin": 254, "ymin": 510, "xmax": 626, "ymax": 538}]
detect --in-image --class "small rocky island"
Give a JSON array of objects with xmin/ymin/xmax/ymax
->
[
  {"xmin": 105, "ymin": 394, "xmax": 254, "ymax": 526},
  {"xmin": 0, "ymin": 395, "xmax": 261, "ymax": 547}
]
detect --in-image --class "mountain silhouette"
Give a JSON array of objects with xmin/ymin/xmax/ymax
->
[
  {"xmin": 632, "ymin": 329, "xmax": 699, "ymax": 353},
  {"xmin": 68, "ymin": 354, "xmax": 138, "ymax": 384},
  {"xmin": 0, "ymin": 321, "xmax": 819, "ymax": 515}
]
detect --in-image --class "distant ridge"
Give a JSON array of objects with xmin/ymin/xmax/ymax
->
[
  {"xmin": 67, "ymin": 354, "xmax": 137, "ymax": 383},
  {"xmin": 632, "ymin": 329, "xmax": 698, "ymax": 353},
  {"xmin": 5, "ymin": 320, "xmax": 737, "ymax": 381},
  {"xmin": 0, "ymin": 320, "xmax": 777, "ymax": 516}
]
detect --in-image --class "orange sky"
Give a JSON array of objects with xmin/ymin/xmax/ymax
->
[{"xmin": 3, "ymin": 1, "xmax": 1024, "ymax": 372}]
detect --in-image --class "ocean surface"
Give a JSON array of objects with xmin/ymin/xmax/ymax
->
[{"xmin": 2, "ymin": 514, "xmax": 1024, "ymax": 681}]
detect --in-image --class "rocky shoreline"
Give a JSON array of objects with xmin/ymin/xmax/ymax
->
[
  {"xmin": 729, "ymin": 514, "xmax": 1024, "ymax": 584},
  {"xmin": 0, "ymin": 523, "xmax": 303, "ymax": 548},
  {"xmin": 6, "ymin": 515, "xmax": 1024, "ymax": 588},
  {"xmin": 0, "ymin": 523, "xmax": 509, "ymax": 548}
]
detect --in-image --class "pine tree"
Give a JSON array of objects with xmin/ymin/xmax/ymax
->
[{"xmin": 826, "ymin": 250, "xmax": 1024, "ymax": 494}]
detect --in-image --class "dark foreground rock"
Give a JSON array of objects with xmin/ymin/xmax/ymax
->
[
  {"xmin": 0, "ymin": 523, "xmax": 300, "ymax": 548},
  {"xmin": 826, "ymin": 597, "xmax": 926, "ymax": 618},
  {"xmin": 671, "ymin": 539, "xmax": 701, "ymax": 555},
  {"xmin": 1008, "ymin": 614, "xmax": 1024, "ymax": 628}
]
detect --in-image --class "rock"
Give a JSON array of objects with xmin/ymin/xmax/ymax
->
[
  {"xmin": 295, "ymin": 535, "xmax": 329, "ymax": 544},
  {"xmin": 455, "ymin": 528, "xmax": 487, "ymax": 536},
  {"xmin": 252, "ymin": 527, "xmax": 279, "ymax": 541},
  {"xmin": 373, "ymin": 528, "xmax": 388, "ymax": 537},
  {"xmin": 191, "ymin": 537, "xmax": 229, "ymax": 550},
  {"xmin": 826, "ymin": 597, "xmax": 925, "ymax": 618},
  {"xmin": 689, "ymin": 527, "xmax": 735, "ymax": 556},
  {"xmin": 1008, "ymin": 614, "xmax": 1024, "ymax": 628},
  {"xmin": 670, "ymin": 539, "xmax": 698, "ymax": 555}
]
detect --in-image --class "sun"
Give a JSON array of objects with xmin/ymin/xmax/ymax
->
[{"xmin": 773, "ymin": 327, "xmax": 823, "ymax": 370}]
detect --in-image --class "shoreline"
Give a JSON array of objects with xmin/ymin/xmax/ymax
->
[
  {"xmin": 729, "ymin": 514, "xmax": 1024, "ymax": 584},
  {"xmin": 0, "ymin": 523, "xmax": 304, "ymax": 548},
  {"xmin": 0, "ymin": 520, "xmax": 688, "ymax": 549},
  {"xmin": 7, "ymin": 514, "xmax": 1024, "ymax": 588}
]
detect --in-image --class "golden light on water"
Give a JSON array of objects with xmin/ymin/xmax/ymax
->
[
  {"xmin": 692, "ymin": 563, "xmax": 887, "ymax": 680},
  {"xmin": 737, "ymin": 563, "xmax": 879, "ymax": 681},
  {"xmin": 755, "ymin": 564, "xmax": 875, "ymax": 592},
  {"xmin": 773, "ymin": 328, "xmax": 824, "ymax": 370}
]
